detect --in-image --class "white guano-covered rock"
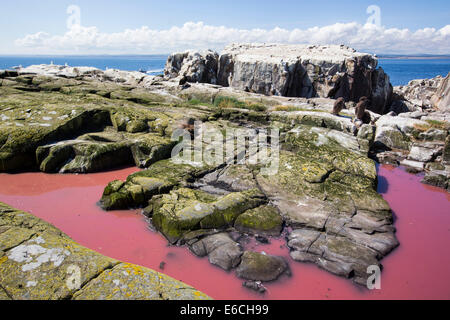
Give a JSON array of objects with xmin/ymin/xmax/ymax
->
[{"xmin": 165, "ymin": 43, "xmax": 393, "ymax": 114}]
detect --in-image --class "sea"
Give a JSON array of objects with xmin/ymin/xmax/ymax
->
[
  {"xmin": 0, "ymin": 55, "xmax": 449, "ymax": 86},
  {"xmin": 0, "ymin": 55, "xmax": 168, "ymax": 76},
  {"xmin": 378, "ymin": 58, "xmax": 450, "ymax": 86}
]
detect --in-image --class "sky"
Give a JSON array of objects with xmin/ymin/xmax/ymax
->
[{"xmin": 1, "ymin": 0, "xmax": 449, "ymax": 55}]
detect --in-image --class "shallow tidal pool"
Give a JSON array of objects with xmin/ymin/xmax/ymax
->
[{"xmin": 0, "ymin": 165, "xmax": 449, "ymax": 300}]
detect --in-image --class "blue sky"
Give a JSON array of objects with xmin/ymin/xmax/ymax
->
[{"xmin": 1, "ymin": 0, "xmax": 449, "ymax": 54}]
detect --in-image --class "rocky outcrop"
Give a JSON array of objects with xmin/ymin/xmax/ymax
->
[
  {"xmin": 101, "ymin": 161, "xmax": 214, "ymax": 211},
  {"xmin": 0, "ymin": 72, "xmax": 206, "ymax": 173},
  {"xmin": 165, "ymin": 43, "xmax": 393, "ymax": 114},
  {"xmin": 164, "ymin": 50, "xmax": 219, "ymax": 85},
  {"xmin": 393, "ymin": 73, "xmax": 450, "ymax": 112},
  {"xmin": 102, "ymin": 119, "xmax": 398, "ymax": 286},
  {"xmin": 147, "ymin": 187, "xmax": 266, "ymax": 244},
  {"xmin": 258, "ymin": 127, "xmax": 398, "ymax": 285},
  {"xmin": 0, "ymin": 202, "xmax": 210, "ymax": 300},
  {"xmin": 11, "ymin": 62, "xmax": 446, "ymax": 290},
  {"xmin": 10, "ymin": 64, "xmax": 103, "ymax": 79},
  {"xmin": 433, "ymin": 73, "xmax": 450, "ymax": 111},
  {"xmin": 371, "ymin": 73, "xmax": 450, "ymax": 190},
  {"xmin": 372, "ymin": 112, "xmax": 449, "ymax": 190}
]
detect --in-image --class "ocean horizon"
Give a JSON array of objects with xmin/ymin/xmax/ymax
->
[
  {"xmin": 0, "ymin": 55, "xmax": 169, "ymax": 76},
  {"xmin": 1, "ymin": 54, "xmax": 449, "ymax": 86}
]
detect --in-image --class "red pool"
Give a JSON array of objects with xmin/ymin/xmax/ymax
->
[{"xmin": 0, "ymin": 165, "xmax": 449, "ymax": 300}]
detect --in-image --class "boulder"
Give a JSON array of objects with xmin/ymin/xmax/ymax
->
[
  {"xmin": 400, "ymin": 159, "xmax": 425, "ymax": 170},
  {"xmin": 376, "ymin": 115, "xmax": 429, "ymax": 135},
  {"xmin": 419, "ymin": 128, "xmax": 447, "ymax": 141},
  {"xmin": 288, "ymin": 231, "xmax": 383, "ymax": 284},
  {"xmin": 126, "ymin": 120, "xmax": 148, "ymax": 133},
  {"xmin": 398, "ymin": 111, "xmax": 428, "ymax": 119},
  {"xmin": 188, "ymin": 233, "xmax": 243, "ymax": 270},
  {"xmin": 270, "ymin": 110, "xmax": 357, "ymax": 134},
  {"xmin": 236, "ymin": 251, "xmax": 289, "ymax": 282},
  {"xmin": 59, "ymin": 141, "xmax": 134, "ymax": 174},
  {"xmin": 371, "ymin": 67, "xmax": 393, "ymax": 114},
  {"xmin": 357, "ymin": 124, "xmax": 376, "ymax": 142},
  {"xmin": 374, "ymin": 126, "xmax": 411, "ymax": 150},
  {"xmin": 421, "ymin": 173, "xmax": 449, "ymax": 190},
  {"xmin": 242, "ymin": 280, "xmax": 266, "ymax": 293},
  {"xmin": 102, "ymin": 69, "xmax": 147, "ymax": 86},
  {"xmin": 35, "ymin": 129, "xmax": 174, "ymax": 174},
  {"xmin": 408, "ymin": 145, "xmax": 437, "ymax": 163},
  {"xmin": 234, "ymin": 205, "xmax": 283, "ymax": 236}
]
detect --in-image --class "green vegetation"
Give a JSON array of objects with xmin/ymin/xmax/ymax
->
[
  {"xmin": 187, "ymin": 98, "xmax": 212, "ymax": 106},
  {"xmin": 413, "ymin": 120, "xmax": 450, "ymax": 133},
  {"xmin": 214, "ymin": 96, "xmax": 267, "ymax": 112},
  {"xmin": 425, "ymin": 119, "xmax": 450, "ymax": 131},
  {"xmin": 272, "ymin": 105, "xmax": 303, "ymax": 112}
]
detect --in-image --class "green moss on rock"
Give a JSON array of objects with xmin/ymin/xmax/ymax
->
[
  {"xmin": 100, "ymin": 160, "xmax": 212, "ymax": 211},
  {"xmin": 234, "ymin": 205, "xmax": 283, "ymax": 236},
  {"xmin": 150, "ymin": 188, "xmax": 265, "ymax": 244},
  {"xmin": 236, "ymin": 251, "xmax": 288, "ymax": 282}
]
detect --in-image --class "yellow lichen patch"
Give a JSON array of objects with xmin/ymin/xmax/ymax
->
[
  {"xmin": 0, "ymin": 203, "xmax": 209, "ymax": 300},
  {"xmin": 72, "ymin": 262, "xmax": 211, "ymax": 300},
  {"xmin": 0, "ymin": 227, "xmax": 35, "ymax": 251},
  {"xmin": 123, "ymin": 263, "xmax": 144, "ymax": 275}
]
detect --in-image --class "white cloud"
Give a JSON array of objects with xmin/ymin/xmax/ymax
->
[{"xmin": 13, "ymin": 21, "xmax": 450, "ymax": 54}]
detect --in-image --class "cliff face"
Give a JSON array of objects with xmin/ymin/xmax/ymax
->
[
  {"xmin": 434, "ymin": 74, "xmax": 450, "ymax": 111},
  {"xmin": 164, "ymin": 50, "xmax": 219, "ymax": 85},
  {"xmin": 165, "ymin": 43, "xmax": 393, "ymax": 114}
]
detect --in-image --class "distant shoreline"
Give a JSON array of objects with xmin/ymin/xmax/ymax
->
[
  {"xmin": 378, "ymin": 56, "xmax": 450, "ymax": 60},
  {"xmin": 0, "ymin": 54, "xmax": 449, "ymax": 59},
  {"xmin": 0, "ymin": 54, "xmax": 449, "ymax": 60}
]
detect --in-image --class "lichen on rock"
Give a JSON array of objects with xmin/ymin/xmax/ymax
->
[
  {"xmin": 0, "ymin": 202, "xmax": 210, "ymax": 300},
  {"xmin": 1, "ymin": 58, "xmax": 420, "ymax": 290}
]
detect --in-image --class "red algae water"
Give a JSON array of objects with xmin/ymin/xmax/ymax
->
[{"xmin": 0, "ymin": 165, "xmax": 449, "ymax": 300}]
